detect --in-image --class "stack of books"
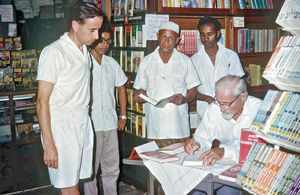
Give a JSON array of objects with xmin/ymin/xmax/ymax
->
[
  {"xmin": 262, "ymin": 36, "xmax": 300, "ymax": 92},
  {"xmin": 250, "ymin": 90, "xmax": 300, "ymax": 151},
  {"xmin": 236, "ymin": 142, "xmax": 300, "ymax": 195}
]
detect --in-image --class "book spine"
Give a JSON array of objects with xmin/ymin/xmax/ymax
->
[{"xmin": 236, "ymin": 142, "xmax": 261, "ymax": 185}]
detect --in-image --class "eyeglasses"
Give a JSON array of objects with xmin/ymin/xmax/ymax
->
[
  {"xmin": 214, "ymin": 95, "xmax": 240, "ymax": 107},
  {"xmin": 99, "ymin": 37, "xmax": 113, "ymax": 45}
]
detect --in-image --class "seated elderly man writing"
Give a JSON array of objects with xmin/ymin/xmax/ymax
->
[
  {"xmin": 185, "ymin": 75, "xmax": 262, "ymax": 165},
  {"xmin": 184, "ymin": 75, "xmax": 262, "ymax": 194}
]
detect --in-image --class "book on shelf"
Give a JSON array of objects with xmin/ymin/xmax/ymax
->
[
  {"xmin": 218, "ymin": 163, "xmax": 243, "ymax": 182},
  {"xmin": 276, "ymin": 0, "xmax": 300, "ymax": 33},
  {"xmin": 237, "ymin": 142, "xmax": 300, "ymax": 194},
  {"xmin": 239, "ymin": 128, "xmax": 266, "ymax": 164},
  {"xmin": 138, "ymin": 94, "xmax": 176, "ymax": 108},
  {"xmin": 126, "ymin": 88, "xmax": 133, "ymax": 110},
  {"xmin": 263, "ymin": 36, "xmax": 300, "ymax": 92},
  {"xmin": 250, "ymin": 89, "xmax": 300, "ymax": 150},
  {"xmin": 130, "ymin": 112, "xmax": 136, "ymax": 134},
  {"xmin": 157, "ymin": 142, "xmax": 185, "ymax": 155},
  {"xmin": 139, "ymin": 150, "xmax": 180, "ymax": 163},
  {"xmin": 248, "ymin": 64, "xmax": 262, "ymax": 86},
  {"xmin": 135, "ymin": 114, "xmax": 146, "ymax": 138}
]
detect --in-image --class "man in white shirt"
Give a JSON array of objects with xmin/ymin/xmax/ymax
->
[
  {"xmin": 36, "ymin": 2, "xmax": 103, "ymax": 194},
  {"xmin": 192, "ymin": 15, "xmax": 245, "ymax": 120},
  {"xmin": 134, "ymin": 21, "xmax": 201, "ymax": 147},
  {"xmin": 84, "ymin": 16, "xmax": 127, "ymax": 195},
  {"xmin": 185, "ymin": 75, "xmax": 262, "ymax": 194}
]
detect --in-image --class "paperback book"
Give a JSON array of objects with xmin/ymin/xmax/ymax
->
[
  {"xmin": 138, "ymin": 94, "xmax": 176, "ymax": 108},
  {"xmin": 139, "ymin": 150, "xmax": 180, "ymax": 163}
]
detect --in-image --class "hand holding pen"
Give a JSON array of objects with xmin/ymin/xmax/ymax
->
[{"xmin": 184, "ymin": 137, "xmax": 200, "ymax": 155}]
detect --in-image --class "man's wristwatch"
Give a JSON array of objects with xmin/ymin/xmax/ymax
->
[{"xmin": 119, "ymin": 115, "xmax": 127, "ymax": 119}]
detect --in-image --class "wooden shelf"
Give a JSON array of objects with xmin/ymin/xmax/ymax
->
[
  {"xmin": 158, "ymin": 7, "xmax": 231, "ymax": 15},
  {"xmin": 238, "ymin": 52, "xmax": 273, "ymax": 58}
]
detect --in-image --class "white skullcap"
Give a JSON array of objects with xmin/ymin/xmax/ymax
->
[{"xmin": 159, "ymin": 21, "xmax": 179, "ymax": 34}]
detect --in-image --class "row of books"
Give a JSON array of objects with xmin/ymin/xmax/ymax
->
[
  {"xmin": 162, "ymin": 0, "xmax": 231, "ymax": 8},
  {"xmin": 237, "ymin": 28, "xmax": 277, "ymax": 53},
  {"xmin": 124, "ymin": 111, "xmax": 146, "ymax": 138},
  {"xmin": 111, "ymin": 50, "xmax": 145, "ymax": 73},
  {"xmin": 176, "ymin": 30, "xmax": 198, "ymax": 56},
  {"xmin": 276, "ymin": 0, "xmax": 300, "ymax": 35},
  {"xmin": 113, "ymin": 24, "xmax": 147, "ymax": 48},
  {"xmin": 126, "ymin": 88, "xmax": 145, "ymax": 114},
  {"xmin": 112, "ymin": 0, "xmax": 147, "ymax": 17},
  {"xmin": 251, "ymin": 90, "xmax": 300, "ymax": 146},
  {"xmin": 0, "ymin": 36, "xmax": 22, "ymax": 51},
  {"xmin": 238, "ymin": 0, "xmax": 274, "ymax": 9},
  {"xmin": 236, "ymin": 142, "xmax": 300, "ymax": 195},
  {"xmin": 262, "ymin": 36, "xmax": 300, "ymax": 92}
]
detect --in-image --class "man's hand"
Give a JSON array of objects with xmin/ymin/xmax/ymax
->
[
  {"xmin": 117, "ymin": 118, "xmax": 126, "ymax": 131},
  {"xmin": 134, "ymin": 89, "xmax": 147, "ymax": 103},
  {"xmin": 198, "ymin": 147, "xmax": 224, "ymax": 166},
  {"xmin": 168, "ymin": 94, "xmax": 186, "ymax": 105},
  {"xmin": 44, "ymin": 143, "xmax": 58, "ymax": 169},
  {"xmin": 184, "ymin": 138, "xmax": 200, "ymax": 155}
]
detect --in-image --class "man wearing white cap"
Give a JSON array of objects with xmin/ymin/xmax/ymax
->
[{"xmin": 134, "ymin": 21, "xmax": 201, "ymax": 147}]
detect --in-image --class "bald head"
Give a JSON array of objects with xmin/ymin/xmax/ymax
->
[{"xmin": 215, "ymin": 75, "xmax": 246, "ymax": 96}]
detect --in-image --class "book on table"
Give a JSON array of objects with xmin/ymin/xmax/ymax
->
[
  {"xmin": 139, "ymin": 150, "xmax": 180, "ymax": 163},
  {"xmin": 138, "ymin": 94, "xmax": 176, "ymax": 108},
  {"xmin": 157, "ymin": 142, "xmax": 185, "ymax": 155},
  {"xmin": 182, "ymin": 148, "xmax": 234, "ymax": 167},
  {"xmin": 218, "ymin": 163, "xmax": 243, "ymax": 183}
]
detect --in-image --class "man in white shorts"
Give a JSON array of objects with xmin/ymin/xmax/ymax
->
[{"xmin": 36, "ymin": 2, "xmax": 103, "ymax": 194}]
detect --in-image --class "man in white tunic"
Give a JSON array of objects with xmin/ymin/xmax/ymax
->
[
  {"xmin": 191, "ymin": 16, "xmax": 245, "ymax": 120},
  {"xmin": 84, "ymin": 16, "xmax": 127, "ymax": 195},
  {"xmin": 134, "ymin": 21, "xmax": 201, "ymax": 147},
  {"xmin": 185, "ymin": 75, "xmax": 262, "ymax": 195},
  {"xmin": 36, "ymin": 2, "xmax": 103, "ymax": 194}
]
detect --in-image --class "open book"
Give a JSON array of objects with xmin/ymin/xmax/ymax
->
[{"xmin": 139, "ymin": 94, "xmax": 176, "ymax": 108}]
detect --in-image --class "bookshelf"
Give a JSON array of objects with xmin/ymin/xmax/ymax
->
[{"xmin": 237, "ymin": 1, "xmax": 300, "ymax": 194}]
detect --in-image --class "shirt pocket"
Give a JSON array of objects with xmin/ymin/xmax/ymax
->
[
  {"xmin": 170, "ymin": 74, "xmax": 185, "ymax": 89},
  {"xmin": 147, "ymin": 75, "xmax": 158, "ymax": 89}
]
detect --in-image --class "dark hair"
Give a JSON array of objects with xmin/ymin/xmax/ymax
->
[
  {"xmin": 70, "ymin": 1, "xmax": 103, "ymax": 24},
  {"xmin": 89, "ymin": 15, "xmax": 113, "ymax": 50},
  {"xmin": 197, "ymin": 15, "xmax": 222, "ymax": 41}
]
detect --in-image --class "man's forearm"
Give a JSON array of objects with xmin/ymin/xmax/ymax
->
[
  {"xmin": 118, "ymin": 85, "xmax": 127, "ymax": 116},
  {"xmin": 185, "ymin": 87, "xmax": 197, "ymax": 103}
]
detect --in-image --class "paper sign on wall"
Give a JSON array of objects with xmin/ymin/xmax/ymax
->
[
  {"xmin": 233, "ymin": 17, "xmax": 244, "ymax": 27},
  {"xmin": 145, "ymin": 14, "xmax": 169, "ymax": 40},
  {"xmin": 0, "ymin": 5, "xmax": 14, "ymax": 22}
]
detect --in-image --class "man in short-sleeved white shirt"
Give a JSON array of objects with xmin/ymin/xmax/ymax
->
[
  {"xmin": 134, "ymin": 21, "xmax": 200, "ymax": 147},
  {"xmin": 192, "ymin": 16, "xmax": 245, "ymax": 120},
  {"xmin": 84, "ymin": 20, "xmax": 127, "ymax": 195},
  {"xmin": 36, "ymin": 2, "xmax": 103, "ymax": 194}
]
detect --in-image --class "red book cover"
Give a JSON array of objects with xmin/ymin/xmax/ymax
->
[
  {"xmin": 218, "ymin": 163, "xmax": 243, "ymax": 182},
  {"xmin": 239, "ymin": 128, "xmax": 266, "ymax": 164}
]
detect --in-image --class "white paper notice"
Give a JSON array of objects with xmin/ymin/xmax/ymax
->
[
  {"xmin": 145, "ymin": 14, "xmax": 169, "ymax": 40},
  {"xmin": 0, "ymin": 5, "xmax": 14, "ymax": 22}
]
